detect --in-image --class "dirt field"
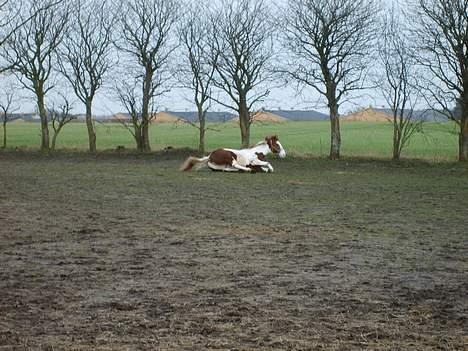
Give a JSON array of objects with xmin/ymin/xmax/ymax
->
[{"xmin": 0, "ymin": 151, "xmax": 467, "ymax": 350}]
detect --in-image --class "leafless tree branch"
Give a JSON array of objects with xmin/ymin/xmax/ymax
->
[
  {"xmin": 176, "ymin": 2, "xmax": 216, "ymax": 153},
  {"xmin": 0, "ymin": 83, "xmax": 19, "ymax": 148},
  {"xmin": 48, "ymin": 94, "xmax": 76, "ymax": 150},
  {"xmin": 58, "ymin": 0, "xmax": 116, "ymax": 152},
  {"xmin": 115, "ymin": 0, "xmax": 178, "ymax": 152},
  {"xmin": 412, "ymin": 0, "xmax": 468, "ymax": 161},
  {"xmin": 2, "ymin": 0, "xmax": 69, "ymax": 150},
  {"xmin": 206, "ymin": 0, "xmax": 275, "ymax": 147},
  {"xmin": 280, "ymin": 0, "xmax": 379, "ymax": 159},
  {"xmin": 377, "ymin": 5, "xmax": 425, "ymax": 159}
]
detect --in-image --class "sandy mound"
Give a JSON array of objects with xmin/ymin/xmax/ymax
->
[
  {"xmin": 343, "ymin": 108, "xmax": 391, "ymax": 122},
  {"xmin": 111, "ymin": 113, "xmax": 130, "ymax": 122},
  {"xmin": 111, "ymin": 112, "xmax": 186, "ymax": 124},
  {"xmin": 231, "ymin": 111, "xmax": 288, "ymax": 124},
  {"xmin": 152, "ymin": 112, "xmax": 186, "ymax": 124}
]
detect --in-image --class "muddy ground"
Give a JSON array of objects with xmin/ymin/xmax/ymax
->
[{"xmin": 0, "ymin": 151, "xmax": 467, "ymax": 350}]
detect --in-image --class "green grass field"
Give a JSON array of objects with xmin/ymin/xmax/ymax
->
[{"xmin": 3, "ymin": 120, "xmax": 460, "ymax": 161}]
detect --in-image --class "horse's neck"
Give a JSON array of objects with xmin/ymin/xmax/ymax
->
[{"xmin": 250, "ymin": 143, "xmax": 270, "ymax": 155}]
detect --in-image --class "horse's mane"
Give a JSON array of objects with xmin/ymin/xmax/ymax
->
[
  {"xmin": 253, "ymin": 136, "xmax": 277, "ymax": 148},
  {"xmin": 252, "ymin": 140, "xmax": 267, "ymax": 147}
]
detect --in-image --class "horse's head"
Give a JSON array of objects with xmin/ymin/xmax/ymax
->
[{"xmin": 265, "ymin": 135, "xmax": 286, "ymax": 158}]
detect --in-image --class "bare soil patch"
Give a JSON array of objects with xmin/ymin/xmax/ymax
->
[{"xmin": 0, "ymin": 151, "xmax": 467, "ymax": 350}]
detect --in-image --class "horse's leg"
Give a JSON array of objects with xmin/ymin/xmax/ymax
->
[
  {"xmin": 231, "ymin": 160, "xmax": 252, "ymax": 172},
  {"xmin": 208, "ymin": 162, "xmax": 239, "ymax": 172},
  {"xmin": 250, "ymin": 159, "xmax": 274, "ymax": 172},
  {"xmin": 248, "ymin": 165, "xmax": 269, "ymax": 173}
]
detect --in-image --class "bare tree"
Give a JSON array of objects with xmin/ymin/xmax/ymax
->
[
  {"xmin": 48, "ymin": 95, "xmax": 76, "ymax": 150},
  {"xmin": 207, "ymin": 0, "xmax": 274, "ymax": 148},
  {"xmin": 0, "ymin": 85, "xmax": 18, "ymax": 149},
  {"xmin": 177, "ymin": 3, "xmax": 216, "ymax": 154},
  {"xmin": 378, "ymin": 6, "xmax": 424, "ymax": 160},
  {"xmin": 281, "ymin": 0, "xmax": 378, "ymax": 159},
  {"xmin": 413, "ymin": 0, "xmax": 468, "ymax": 161},
  {"xmin": 0, "ymin": 1, "xmax": 20, "ymax": 73},
  {"xmin": 2, "ymin": 0, "xmax": 69, "ymax": 151},
  {"xmin": 59, "ymin": 0, "xmax": 115, "ymax": 153},
  {"xmin": 115, "ymin": 80, "xmax": 156, "ymax": 149},
  {"xmin": 116, "ymin": 0, "xmax": 177, "ymax": 152},
  {"xmin": 453, "ymin": 98, "xmax": 463, "ymax": 121},
  {"xmin": 0, "ymin": 1, "xmax": 52, "ymax": 72}
]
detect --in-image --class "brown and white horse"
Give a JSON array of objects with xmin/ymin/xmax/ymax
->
[{"xmin": 180, "ymin": 135, "xmax": 286, "ymax": 172}]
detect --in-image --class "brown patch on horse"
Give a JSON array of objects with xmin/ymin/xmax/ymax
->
[
  {"xmin": 255, "ymin": 152, "xmax": 266, "ymax": 161},
  {"xmin": 209, "ymin": 149, "xmax": 237, "ymax": 166},
  {"xmin": 265, "ymin": 135, "xmax": 281, "ymax": 154}
]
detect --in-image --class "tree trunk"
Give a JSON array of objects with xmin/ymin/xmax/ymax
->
[
  {"xmin": 37, "ymin": 91, "xmax": 50, "ymax": 151},
  {"xmin": 138, "ymin": 134, "xmax": 145, "ymax": 152},
  {"xmin": 459, "ymin": 117, "xmax": 468, "ymax": 161},
  {"xmin": 392, "ymin": 131, "xmax": 400, "ymax": 160},
  {"xmin": 140, "ymin": 67, "xmax": 152, "ymax": 153},
  {"xmin": 51, "ymin": 131, "xmax": 58, "ymax": 150},
  {"xmin": 328, "ymin": 101, "xmax": 341, "ymax": 160},
  {"xmin": 2, "ymin": 120, "xmax": 6, "ymax": 149},
  {"xmin": 134, "ymin": 125, "xmax": 144, "ymax": 152},
  {"xmin": 238, "ymin": 96, "xmax": 250, "ymax": 148},
  {"xmin": 85, "ymin": 98, "xmax": 97, "ymax": 153},
  {"xmin": 137, "ymin": 108, "xmax": 149, "ymax": 152},
  {"xmin": 198, "ymin": 105, "xmax": 206, "ymax": 154},
  {"xmin": 140, "ymin": 114, "xmax": 150, "ymax": 152},
  {"xmin": 142, "ymin": 121, "xmax": 150, "ymax": 152},
  {"xmin": 392, "ymin": 117, "xmax": 402, "ymax": 160}
]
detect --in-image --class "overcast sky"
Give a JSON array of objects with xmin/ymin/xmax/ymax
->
[
  {"xmin": 0, "ymin": 0, "xmax": 395, "ymax": 116},
  {"xmin": 2, "ymin": 66, "xmax": 385, "ymax": 116}
]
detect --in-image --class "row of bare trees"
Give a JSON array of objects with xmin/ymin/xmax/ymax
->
[{"xmin": 0, "ymin": 0, "xmax": 467, "ymax": 161}]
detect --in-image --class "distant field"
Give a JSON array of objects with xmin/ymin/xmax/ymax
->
[{"xmin": 3, "ymin": 120, "xmax": 459, "ymax": 160}]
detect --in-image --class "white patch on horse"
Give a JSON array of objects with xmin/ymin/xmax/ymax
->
[
  {"xmin": 231, "ymin": 159, "xmax": 252, "ymax": 172},
  {"xmin": 277, "ymin": 141, "xmax": 286, "ymax": 158},
  {"xmin": 207, "ymin": 162, "xmax": 238, "ymax": 171},
  {"xmin": 225, "ymin": 148, "xmax": 256, "ymax": 167}
]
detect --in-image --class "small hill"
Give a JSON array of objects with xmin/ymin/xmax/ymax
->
[
  {"xmin": 151, "ymin": 112, "xmax": 186, "ymax": 124},
  {"xmin": 110, "ymin": 112, "xmax": 187, "ymax": 124},
  {"xmin": 166, "ymin": 110, "xmax": 328, "ymax": 122},
  {"xmin": 231, "ymin": 111, "xmax": 288, "ymax": 124},
  {"xmin": 374, "ymin": 108, "xmax": 448, "ymax": 122},
  {"xmin": 111, "ymin": 113, "xmax": 131, "ymax": 123},
  {"xmin": 343, "ymin": 108, "xmax": 391, "ymax": 122}
]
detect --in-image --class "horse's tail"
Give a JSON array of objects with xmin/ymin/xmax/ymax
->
[{"xmin": 179, "ymin": 155, "xmax": 209, "ymax": 171}]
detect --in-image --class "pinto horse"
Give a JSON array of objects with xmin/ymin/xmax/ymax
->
[{"xmin": 180, "ymin": 135, "xmax": 286, "ymax": 172}]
